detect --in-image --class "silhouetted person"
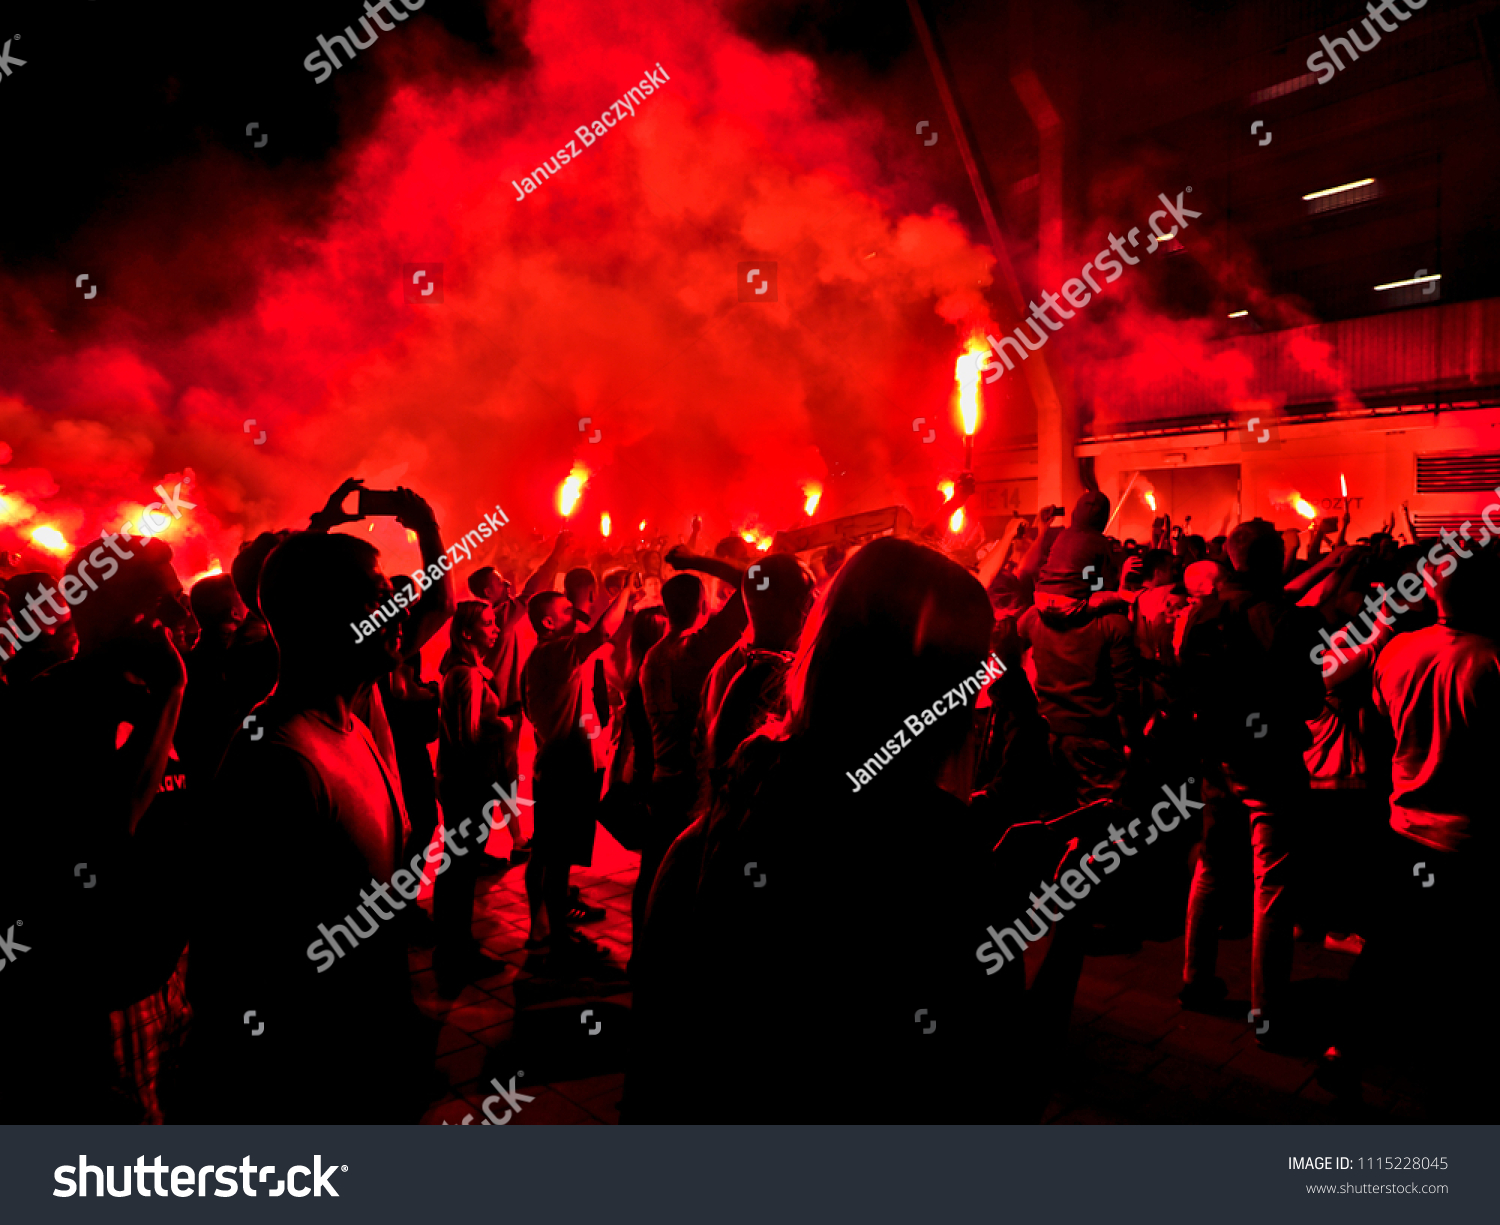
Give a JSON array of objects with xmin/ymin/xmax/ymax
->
[
  {"xmin": 706, "ymin": 552, "xmax": 815, "ymax": 772},
  {"xmin": 185, "ymin": 531, "xmax": 429, "ymax": 1121},
  {"xmin": 522, "ymin": 575, "xmax": 636, "ymax": 960},
  {"xmin": 1017, "ymin": 501, "xmax": 1138, "ymax": 809},
  {"xmin": 601, "ymin": 609, "xmax": 669, "ymax": 852},
  {"xmin": 177, "ymin": 574, "xmax": 248, "ymax": 777},
  {"xmin": 1176, "ymin": 519, "xmax": 1323, "ymax": 1041},
  {"xmin": 1, "ymin": 537, "xmax": 187, "ymax": 1122},
  {"xmin": 628, "ymin": 538, "xmax": 1026, "ymax": 1121},
  {"xmin": 380, "ymin": 574, "xmax": 442, "ymax": 942},
  {"xmin": 432, "ymin": 600, "xmax": 515, "ymax": 991},
  {"xmin": 634, "ymin": 546, "xmax": 747, "ymax": 957},
  {"xmin": 1363, "ymin": 547, "xmax": 1497, "ymax": 1107}
]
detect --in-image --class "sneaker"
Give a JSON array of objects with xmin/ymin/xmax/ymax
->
[
  {"xmin": 1177, "ymin": 977, "xmax": 1228, "ymax": 1012},
  {"xmin": 568, "ymin": 897, "xmax": 608, "ymax": 924}
]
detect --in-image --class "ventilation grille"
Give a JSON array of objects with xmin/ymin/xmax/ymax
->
[
  {"xmin": 1305, "ymin": 179, "xmax": 1380, "ymax": 215},
  {"xmin": 1416, "ymin": 453, "xmax": 1500, "ymax": 493},
  {"xmin": 1412, "ymin": 514, "xmax": 1493, "ymax": 538}
]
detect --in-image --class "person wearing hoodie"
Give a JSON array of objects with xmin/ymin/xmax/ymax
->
[
  {"xmin": 1016, "ymin": 490, "xmax": 1138, "ymax": 808},
  {"xmin": 1023, "ymin": 490, "xmax": 1116, "ymax": 601},
  {"xmin": 1174, "ymin": 519, "xmax": 1324, "ymax": 1046}
]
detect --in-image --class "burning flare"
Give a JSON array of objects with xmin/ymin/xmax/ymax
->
[
  {"xmin": 557, "ymin": 463, "xmax": 590, "ymax": 517},
  {"xmin": 955, "ymin": 340, "xmax": 986, "ymax": 437},
  {"xmin": 600, "ymin": 511, "xmax": 612, "ymax": 538},
  {"xmin": 31, "ymin": 525, "xmax": 69, "ymax": 554},
  {"xmin": 938, "ymin": 480, "xmax": 955, "ymax": 502},
  {"xmin": 1289, "ymin": 492, "xmax": 1318, "ymax": 521},
  {"xmin": 949, "ymin": 506, "xmax": 965, "ymax": 533},
  {"xmin": 802, "ymin": 482, "xmax": 822, "ymax": 518},
  {"xmin": 739, "ymin": 526, "xmax": 773, "ymax": 552},
  {"xmin": 1340, "ymin": 473, "xmax": 1348, "ymax": 499},
  {"xmin": 1144, "ymin": 490, "xmax": 1157, "ymax": 512}
]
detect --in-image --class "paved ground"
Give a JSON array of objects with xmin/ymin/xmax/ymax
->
[
  {"xmin": 415, "ymin": 862, "xmax": 635, "ymax": 1126},
  {"xmin": 1043, "ymin": 931, "xmax": 1430, "ymax": 1123},
  {"xmin": 411, "ymin": 861, "xmax": 1430, "ymax": 1125}
]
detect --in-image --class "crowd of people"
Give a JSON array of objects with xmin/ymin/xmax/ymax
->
[{"xmin": 0, "ymin": 473, "xmax": 1494, "ymax": 1122}]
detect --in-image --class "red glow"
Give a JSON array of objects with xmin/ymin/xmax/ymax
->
[
  {"xmin": 739, "ymin": 526, "xmax": 773, "ymax": 552},
  {"xmin": 600, "ymin": 511, "xmax": 612, "ymax": 537},
  {"xmin": 30, "ymin": 525, "xmax": 69, "ymax": 554},
  {"xmin": 1288, "ymin": 491, "xmax": 1318, "ymax": 521},
  {"xmin": 557, "ymin": 464, "xmax": 589, "ymax": 517},
  {"xmin": 955, "ymin": 340, "xmax": 986, "ymax": 436},
  {"xmin": 0, "ymin": 5, "xmax": 1007, "ymax": 554}
]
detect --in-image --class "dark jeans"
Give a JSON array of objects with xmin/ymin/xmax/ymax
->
[
  {"xmin": 1183, "ymin": 759, "xmax": 1304, "ymax": 1018},
  {"xmin": 1048, "ymin": 733, "xmax": 1127, "ymax": 808},
  {"xmin": 433, "ymin": 783, "xmax": 497, "ymax": 960},
  {"xmin": 529, "ymin": 740, "xmax": 603, "ymax": 939}
]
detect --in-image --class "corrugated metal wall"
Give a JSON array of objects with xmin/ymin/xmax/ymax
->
[{"xmin": 1087, "ymin": 298, "xmax": 1500, "ymax": 430}]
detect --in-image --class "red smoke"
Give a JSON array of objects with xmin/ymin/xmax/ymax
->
[{"xmin": 0, "ymin": 0, "xmax": 998, "ymax": 577}]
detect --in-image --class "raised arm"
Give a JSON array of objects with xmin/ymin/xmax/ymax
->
[
  {"xmin": 521, "ymin": 530, "xmax": 572, "ymax": 604},
  {"xmin": 1016, "ymin": 505, "xmax": 1062, "ymax": 585},
  {"xmin": 663, "ymin": 543, "xmax": 745, "ymax": 589},
  {"xmin": 977, "ymin": 516, "xmax": 1025, "ymax": 589},
  {"xmin": 1401, "ymin": 501, "xmax": 1419, "ymax": 543},
  {"xmin": 1284, "ymin": 544, "xmax": 1344, "ymax": 600},
  {"xmin": 396, "ymin": 488, "xmax": 456, "ymax": 652},
  {"xmin": 575, "ymin": 570, "xmax": 639, "ymax": 655}
]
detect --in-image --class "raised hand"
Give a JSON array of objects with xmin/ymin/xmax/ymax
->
[
  {"xmin": 310, "ymin": 477, "xmax": 365, "ymax": 530},
  {"xmin": 392, "ymin": 487, "xmax": 438, "ymax": 533}
]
